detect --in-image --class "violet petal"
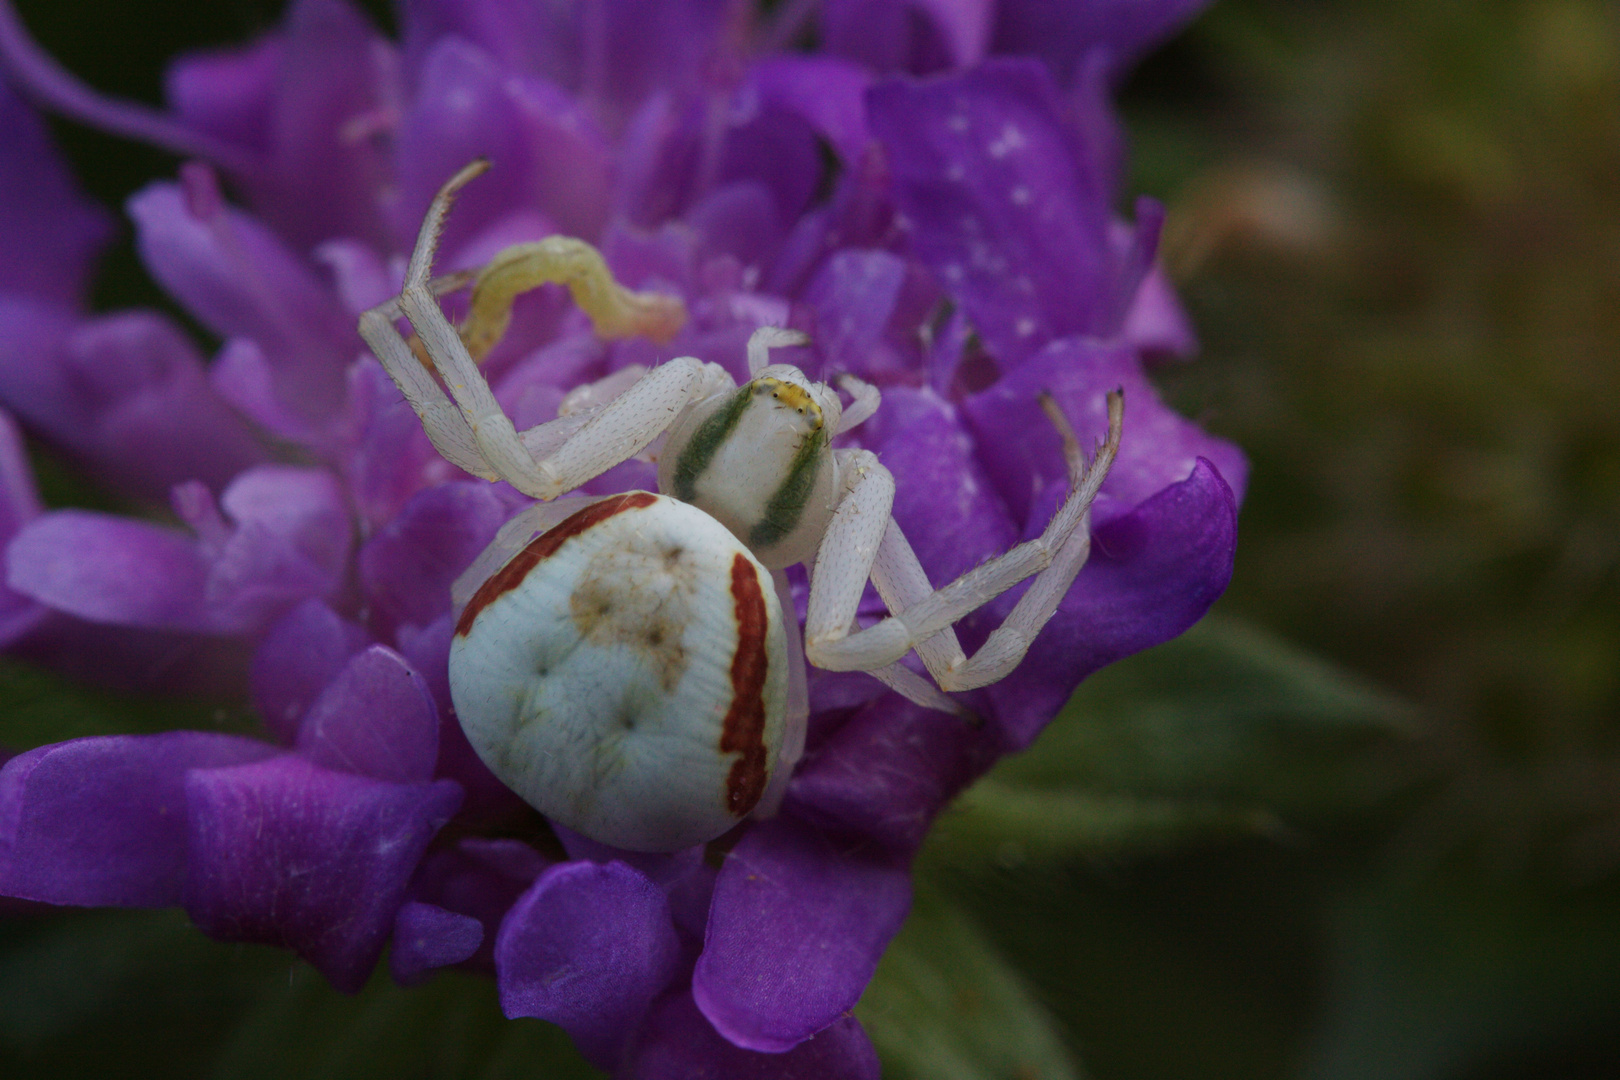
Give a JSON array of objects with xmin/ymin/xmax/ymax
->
[
  {"xmin": 984, "ymin": 458, "xmax": 1239, "ymax": 747},
  {"xmin": 57, "ymin": 312, "xmax": 268, "ymax": 498},
  {"xmin": 0, "ymin": 408, "xmax": 43, "ymax": 647},
  {"xmin": 822, "ymin": 0, "xmax": 961, "ymax": 74},
  {"xmin": 250, "ymin": 598, "xmax": 371, "ymax": 745},
  {"xmin": 496, "ymin": 860, "xmax": 683, "ymax": 1068},
  {"xmin": 390, "ymin": 900, "xmax": 484, "ymax": 986},
  {"xmin": 749, "ymin": 56, "xmax": 873, "ymax": 165},
  {"xmin": 991, "ymin": 0, "xmax": 1213, "ymax": 86},
  {"xmin": 868, "ymin": 59, "xmax": 1113, "ymax": 368},
  {"xmin": 624, "ymin": 990, "xmax": 881, "ymax": 1080},
  {"xmin": 693, "ymin": 816, "xmax": 911, "ymax": 1052},
  {"xmin": 394, "ymin": 614, "xmax": 530, "ymax": 825},
  {"xmin": 127, "ymin": 178, "xmax": 351, "ymax": 421},
  {"xmin": 164, "ymin": 33, "xmax": 279, "ymax": 152},
  {"xmin": 253, "ymin": 0, "xmax": 393, "ymax": 251},
  {"xmin": 6, "ymin": 510, "xmax": 213, "ymax": 631},
  {"xmin": 962, "ymin": 336, "xmax": 1249, "ymax": 521},
  {"xmin": 407, "ymin": 837, "xmax": 549, "ymax": 976},
  {"xmin": 862, "ymin": 386, "xmax": 1020, "ymax": 585},
  {"xmin": 802, "ymin": 249, "xmax": 907, "ymax": 376},
  {"xmin": 0, "ymin": 80, "xmax": 112, "ymax": 301},
  {"xmin": 358, "ymin": 480, "xmax": 511, "ymax": 632},
  {"xmin": 0, "ymin": 732, "xmax": 276, "ymax": 906},
  {"xmin": 182, "ymin": 755, "xmax": 462, "ymax": 993},
  {"xmin": 786, "ymin": 694, "xmax": 1005, "ymax": 853},
  {"xmin": 295, "ymin": 644, "xmax": 439, "ymax": 783},
  {"xmin": 205, "ymin": 465, "xmax": 353, "ymax": 629},
  {"xmin": 394, "ymin": 39, "xmax": 579, "ymax": 252}
]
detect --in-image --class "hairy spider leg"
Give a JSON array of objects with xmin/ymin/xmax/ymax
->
[
  {"xmin": 358, "ymin": 160, "xmax": 722, "ymax": 501},
  {"xmin": 803, "ymin": 390, "xmax": 1125, "ymax": 695}
]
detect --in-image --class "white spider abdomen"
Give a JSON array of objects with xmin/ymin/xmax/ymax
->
[{"xmin": 450, "ymin": 492, "xmax": 789, "ymax": 852}]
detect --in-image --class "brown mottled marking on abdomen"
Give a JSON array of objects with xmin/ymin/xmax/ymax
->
[
  {"xmin": 455, "ymin": 491, "xmax": 660, "ymax": 638},
  {"xmin": 719, "ymin": 553, "xmax": 770, "ymax": 816}
]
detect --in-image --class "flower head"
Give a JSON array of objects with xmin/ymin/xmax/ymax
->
[{"xmin": 0, "ymin": 0, "xmax": 1236, "ymax": 1073}]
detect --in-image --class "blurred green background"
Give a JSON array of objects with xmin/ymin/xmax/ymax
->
[{"xmin": 2, "ymin": 0, "xmax": 1618, "ymax": 1077}]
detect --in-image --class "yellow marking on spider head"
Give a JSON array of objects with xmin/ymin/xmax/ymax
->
[{"xmin": 755, "ymin": 378, "xmax": 823, "ymax": 425}]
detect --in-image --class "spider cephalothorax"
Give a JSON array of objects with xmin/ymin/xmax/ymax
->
[{"xmin": 359, "ymin": 161, "xmax": 1123, "ymax": 852}]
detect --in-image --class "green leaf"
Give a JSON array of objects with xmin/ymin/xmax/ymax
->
[
  {"xmin": 859, "ymin": 884, "xmax": 1086, "ymax": 1080},
  {"xmin": 0, "ymin": 656, "xmax": 255, "ymax": 753},
  {"xmin": 924, "ymin": 780, "xmax": 1277, "ymax": 866},
  {"xmin": 210, "ymin": 963, "xmax": 602, "ymax": 1080},
  {"xmin": 997, "ymin": 615, "xmax": 1418, "ymax": 815},
  {"xmin": 1305, "ymin": 871, "xmax": 1620, "ymax": 1080},
  {"xmin": 0, "ymin": 908, "xmax": 285, "ymax": 1079},
  {"xmin": 0, "ymin": 908, "xmax": 600, "ymax": 1080}
]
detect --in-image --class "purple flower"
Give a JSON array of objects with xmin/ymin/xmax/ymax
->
[{"xmin": 0, "ymin": 1, "xmax": 1238, "ymax": 1074}]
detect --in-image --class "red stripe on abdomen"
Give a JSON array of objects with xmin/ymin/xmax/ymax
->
[{"xmin": 719, "ymin": 553, "xmax": 770, "ymax": 817}]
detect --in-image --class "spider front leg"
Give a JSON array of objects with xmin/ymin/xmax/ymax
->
[
  {"xmin": 359, "ymin": 160, "xmax": 716, "ymax": 500},
  {"xmin": 803, "ymin": 391, "xmax": 1124, "ymax": 703}
]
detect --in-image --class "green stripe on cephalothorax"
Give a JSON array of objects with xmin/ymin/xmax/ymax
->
[
  {"xmin": 670, "ymin": 384, "xmax": 755, "ymax": 502},
  {"xmin": 749, "ymin": 424, "xmax": 828, "ymax": 550}
]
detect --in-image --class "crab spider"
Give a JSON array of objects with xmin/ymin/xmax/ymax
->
[{"xmin": 358, "ymin": 161, "xmax": 1124, "ymax": 851}]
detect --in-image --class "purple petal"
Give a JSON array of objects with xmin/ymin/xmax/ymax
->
[
  {"xmin": 802, "ymin": 250, "xmax": 907, "ymax": 376},
  {"xmin": 295, "ymin": 645, "xmax": 439, "ymax": 782},
  {"xmin": 168, "ymin": 1, "xmax": 394, "ymax": 249},
  {"xmin": 0, "ymin": 303, "xmax": 265, "ymax": 501},
  {"xmin": 394, "ymin": 614, "xmax": 531, "ymax": 825},
  {"xmin": 164, "ymin": 33, "xmax": 279, "ymax": 152},
  {"xmin": 392, "ymin": 38, "xmax": 613, "ymax": 253},
  {"xmin": 344, "ymin": 358, "xmax": 451, "ymax": 530},
  {"xmin": 128, "ymin": 176, "xmax": 352, "ymax": 423},
  {"xmin": 406, "ymin": 836, "xmax": 549, "ymax": 976},
  {"xmin": 7, "ymin": 511, "xmax": 213, "ymax": 631},
  {"xmin": 0, "ymin": 733, "xmax": 275, "ymax": 906},
  {"xmin": 863, "ymin": 386, "xmax": 1020, "ymax": 584},
  {"xmin": 250, "ymin": 599, "xmax": 371, "ymax": 744},
  {"xmin": 962, "ymin": 336, "xmax": 1249, "ymax": 522},
  {"xmin": 576, "ymin": 0, "xmax": 735, "ymax": 132},
  {"xmin": 400, "ymin": 0, "xmax": 578, "ymax": 88},
  {"xmin": 869, "ymin": 59, "xmax": 1115, "ymax": 368},
  {"xmin": 0, "ymin": 80, "xmax": 112, "ymax": 300},
  {"xmin": 717, "ymin": 103, "xmax": 823, "ymax": 233},
  {"xmin": 984, "ymin": 459, "xmax": 1239, "ymax": 746},
  {"xmin": 693, "ymin": 816, "xmax": 911, "ymax": 1052},
  {"xmin": 390, "ymin": 900, "xmax": 484, "ymax": 986},
  {"xmin": 685, "ymin": 182, "xmax": 782, "ymax": 272},
  {"xmin": 992, "ymin": 0, "xmax": 1213, "ymax": 85},
  {"xmin": 0, "ymin": 409, "xmax": 43, "ymax": 646},
  {"xmin": 249, "ymin": 0, "xmax": 393, "ymax": 250},
  {"xmin": 624, "ymin": 990, "xmax": 881, "ymax": 1080},
  {"xmin": 496, "ymin": 860, "xmax": 683, "ymax": 1068},
  {"xmin": 182, "ymin": 754, "xmax": 462, "ymax": 993},
  {"xmin": 786, "ymin": 695, "xmax": 1004, "ymax": 852},
  {"xmin": 1122, "ymin": 261, "xmax": 1198, "ymax": 359},
  {"xmin": 358, "ymin": 481, "xmax": 512, "ymax": 632},
  {"xmin": 206, "ymin": 466, "xmax": 352, "ymax": 628},
  {"xmin": 749, "ymin": 56, "xmax": 873, "ymax": 165},
  {"xmin": 913, "ymin": 0, "xmax": 997, "ymax": 66},
  {"xmin": 822, "ymin": 0, "xmax": 961, "ymax": 74},
  {"xmin": 55, "ymin": 313, "xmax": 268, "ymax": 497},
  {"xmin": 313, "ymin": 239, "xmax": 394, "ymax": 317},
  {"xmin": 550, "ymin": 825, "xmax": 713, "ymax": 942},
  {"xmin": 403, "ymin": 0, "xmax": 734, "ymax": 134}
]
